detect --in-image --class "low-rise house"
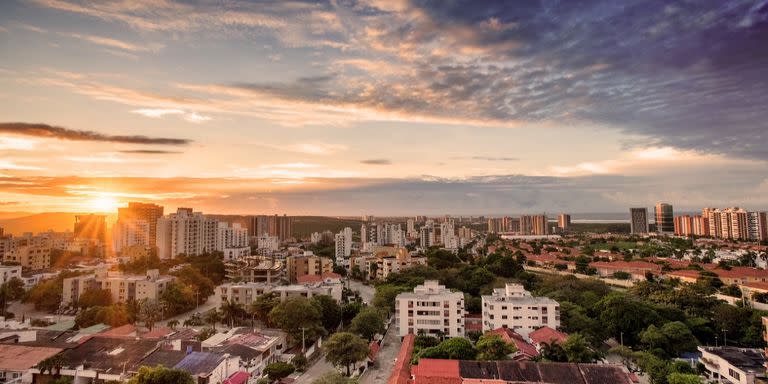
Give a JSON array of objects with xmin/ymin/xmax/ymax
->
[
  {"xmin": 206, "ymin": 328, "xmax": 287, "ymax": 377},
  {"xmin": 219, "ymin": 279, "xmax": 343, "ymax": 306},
  {"xmin": 698, "ymin": 346, "xmax": 766, "ymax": 384},
  {"xmin": 0, "ymin": 344, "xmax": 61, "ymax": 383},
  {"xmin": 529, "ymin": 326, "xmax": 569, "ymax": 351},
  {"xmin": 590, "ymin": 261, "xmax": 662, "ymax": 280},
  {"xmin": 62, "ymin": 268, "xmax": 174, "ymax": 306},
  {"xmin": 0, "ymin": 265, "xmax": 21, "ymax": 285},
  {"xmin": 485, "ymin": 328, "xmax": 539, "ymax": 360}
]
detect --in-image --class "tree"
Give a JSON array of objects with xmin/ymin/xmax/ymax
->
[
  {"xmin": 291, "ymin": 354, "xmax": 308, "ymax": 372},
  {"xmin": 269, "ymin": 297, "xmax": 324, "ymax": 344},
  {"xmin": 77, "ymin": 288, "xmax": 113, "ymax": 308},
  {"xmin": 171, "ymin": 265, "xmax": 216, "ymax": 299},
  {"xmin": 37, "ymin": 353, "xmax": 65, "ymax": 376},
  {"xmin": 263, "ymin": 362, "xmax": 295, "ymax": 381},
  {"xmin": 594, "ymin": 292, "xmax": 661, "ymax": 347},
  {"xmin": 350, "ymin": 307, "xmax": 385, "ymax": 341},
  {"xmin": 250, "ymin": 292, "xmax": 279, "ymax": 327},
  {"xmin": 25, "ymin": 278, "xmax": 62, "ymax": 311},
  {"xmin": 220, "ymin": 300, "xmax": 245, "ymax": 328},
  {"xmin": 540, "ymin": 341, "xmax": 568, "ymax": 362},
  {"xmin": 476, "ymin": 334, "xmax": 515, "ymax": 360},
  {"xmin": 312, "ymin": 295, "xmax": 342, "ymax": 332},
  {"xmin": 667, "ymin": 373, "xmax": 702, "ymax": 384},
  {"xmin": 204, "ymin": 309, "xmax": 221, "ymax": 332},
  {"xmin": 160, "ymin": 282, "xmax": 196, "ymax": 316},
  {"xmin": 323, "ymin": 332, "xmax": 370, "ymax": 376},
  {"xmin": 312, "ymin": 370, "xmax": 357, "ymax": 384},
  {"xmin": 75, "ymin": 305, "xmax": 130, "ymax": 328},
  {"xmin": 128, "ymin": 365, "xmax": 195, "ymax": 384},
  {"xmin": 633, "ymin": 351, "xmax": 670, "ymax": 384},
  {"xmin": 372, "ymin": 284, "xmax": 408, "ymax": 311},
  {"xmin": 167, "ymin": 319, "xmax": 179, "ymax": 330},
  {"xmin": 140, "ymin": 300, "xmax": 164, "ymax": 331},
  {"xmin": 561, "ymin": 333, "xmax": 600, "ymax": 363},
  {"xmin": 418, "ymin": 337, "xmax": 477, "ymax": 360}
]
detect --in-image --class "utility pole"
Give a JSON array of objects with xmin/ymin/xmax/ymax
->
[
  {"xmin": 301, "ymin": 327, "xmax": 307, "ymax": 353},
  {"xmin": 620, "ymin": 332, "xmax": 624, "ymax": 347}
]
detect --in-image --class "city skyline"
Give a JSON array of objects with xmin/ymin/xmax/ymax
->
[{"xmin": 1, "ymin": 1, "xmax": 767, "ymax": 215}]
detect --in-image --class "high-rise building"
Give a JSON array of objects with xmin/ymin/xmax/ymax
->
[
  {"xmin": 557, "ymin": 214, "xmax": 571, "ymax": 231},
  {"xmin": 112, "ymin": 219, "xmax": 149, "ymax": 253},
  {"xmin": 520, "ymin": 215, "xmax": 548, "ymax": 235},
  {"xmin": 248, "ymin": 215, "xmax": 270, "ymax": 237},
  {"xmin": 156, "ymin": 208, "xmax": 218, "ymax": 259},
  {"xmin": 216, "ymin": 222, "xmax": 250, "ymax": 261},
  {"xmin": 117, "ymin": 202, "xmax": 164, "ymax": 247},
  {"xmin": 674, "ymin": 215, "xmax": 694, "ymax": 236},
  {"xmin": 654, "ymin": 203, "xmax": 674, "ymax": 234},
  {"xmin": 748, "ymin": 211, "xmax": 768, "ymax": 241},
  {"xmin": 74, "ymin": 214, "xmax": 107, "ymax": 243},
  {"xmin": 334, "ymin": 227, "xmax": 353, "ymax": 261},
  {"xmin": 630, "ymin": 208, "xmax": 649, "ymax": 234},
  {"xmin": 420, "ymin": 225, "xmax": 435, "ymax": 248},
  {"xmin": 692, "ymin": 215, "xmax": 709, "ymax": 236}
]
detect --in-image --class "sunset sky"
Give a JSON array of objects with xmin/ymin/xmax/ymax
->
[{"xmin": 0, "ymin": 0, "xmax": 767, "ymax": 215}]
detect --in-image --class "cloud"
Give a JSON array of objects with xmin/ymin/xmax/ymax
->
[
  {"xmin": 0, "ymin": 122, "xmax": 191, "ymax": 145},
  {"xmin": 132, "ymin": 109, "xmax": 212, "ymax": 123},
  {"xmin": 460, "ymin": 156, "xmax": 519, "ymax": 162},
  {"xmin": 119, "ymin": 149, "xmax": 182, "ymax": 154},
  {"xmin": 63, "ymin": 32, "xmax": 163, "ymax": 52},
  {"xmin": 360, "ymin": 159, "xmax": 392, "ymax": 165},
  {"xmin": 254, "ymin": 142, "xmax": 348, "ymax": 155}
]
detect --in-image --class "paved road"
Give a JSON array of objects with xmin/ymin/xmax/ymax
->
[
  {"xmin": 161, "ymin": 293, "xmax": 220, "ymax": 326},
  {"xmin": 359, "ymin": 321, "xmax": 401, "ymax": 384},
  {"xmin": 347, "ymin": 279, "xmax": 375, "ymax": 303}
]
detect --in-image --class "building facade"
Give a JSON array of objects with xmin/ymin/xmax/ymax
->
[
  {"xmin": 630, "ymin": 208, "xmax": 649, "ymax": 234},
  {"xmin": 481, "ymin": 283, "xmax": 560, "ymax": 336},
  {"xmin": 395, "ymin": 280, "xmax": 465, "ymax": 338},
  {"xmin": 156, "ymin": 208, "xmax": 218, "ymax": 259}
]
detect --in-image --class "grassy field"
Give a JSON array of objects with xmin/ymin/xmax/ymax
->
[{"xmin": 569, "ymin": 222, "xmax": 631, "ymax": 234}]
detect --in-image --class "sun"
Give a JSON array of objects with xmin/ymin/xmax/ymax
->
[{"xmin": 89, "ymin": 196, "xmax": 120, "ymax": 212}]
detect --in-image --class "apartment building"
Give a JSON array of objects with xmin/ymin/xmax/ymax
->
[
  {"xmin": 557, "ymin": 214, "xmax": 571, "ymax": 231},
  {"xmin": 334, "ymin": 227, "xmax": 353, "ymax": 261},
  {"xmin": 350, "ymin": 248, "xmax": 427, "ymax": 280},
  {"xmin": 395, "ymin": 280, "xmax": 465, "ymax": 337},
  {"xmin": 701, "ymin": 207, "xmax": 767, "ymax": 241},
  {"xmin": 481, "ymin": 283, "xmax": 560, "ymax": 336},
  {"xmin": 156, "ymin": 208, "xmax": 218, "ymax": 259},
  {"xmin": 216, "ymin": 222, "xmax": 250, "ymax": 261},
  {"xmin": 62, "ymin": 269, "xmax": 174, "ymax": 305},
  {"xmin": 117, "ymin": 202, "xmax": 164, "ymax": 247},
  {"xmin": 219, "ymin": 278, "xmax": 343, "ymax": 305},
  {"xmin": 630, "ymin": 208, "xmax": 649, "ymax": 234},
  {"xmin": 286, "ymin": 252, "xmax": 333, "ymax": 283},
  {"xmin": 224, "ymin": 256, "xmax": 284, "ymax": 284},
  {"xmin": 655, "ymin": 203, "xmax": 674, "ymax": 234},
  {"xmin": 520, "ymin": 215, "xmax": 549, "ymax": 236},
  {"xmin": 73, "ymin": 214, "xmax": 107, "ymax": 243},
  {"xmin": 2, "ymin": 233, "xmax": 52, "ymax": 271},
  {"xmin": 0, "ymin": 265, "xmax": 21, "ymax": 284},
  {"xmin": 112, "ymin": 218, "xmax": 150, "ymax": 254},
  {"xmin": 419, "ymin": 225, "xmax": 435, "ymax": 248}
]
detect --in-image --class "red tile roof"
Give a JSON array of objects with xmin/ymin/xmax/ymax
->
[
  {"xmin": 529, "ymin": 327, "xmax": 568, "ymax": 346},
  {"xmin": 412, "ymin": 359, "xmax": 461, "ymax": 380},
  {"xmin": 486, "ymin": 328, "xmax": 538, "ymax": 358},
  {"xmin": 388, "ymin": 334, "xmax": 415, "ymax": 384},
  {"xmin": 590, "ymin": 261, "xmax": 661, "ymax": 271},
  {"xmin": 223, "ymin": 371, "xmax": 250, "ymax": 384},
  {"xmin": 0, "ymin": 345, "xmax": 63, "ymax": 371}
]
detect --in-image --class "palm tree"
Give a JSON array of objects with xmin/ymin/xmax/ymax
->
[
  {"xmin": 168, "ymin": 319, "xmax": 179, "ymax": 330},
  {"xmin": 204, "ymin": 310, "xmax": 221, "ymax": 332},
  {"xmin": 220, "ymin": 300, "xmax": 243, "ymax": 329}
]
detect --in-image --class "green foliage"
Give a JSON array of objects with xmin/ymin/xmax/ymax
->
[
  {"xmin": 561, "ymin": 333, "xmax": 601, "ymax": 363},
  {"xmin": 77, "ymin": 288, "xmax": 112, "ymax": 308},
  {"xmin": 350, "ymin": 307, "xmax": 385, "ymax": 341},
  {"xmin": 25, "ymin": 277, "xmax": 63, "ymax": 311},
  {"xmin": 263, "ymin": 362, "xmax": 295, "ymax": 381},
  {"xmin": 291, "ymin": 354, "xmax": 308, "ymax": 372},
  {"xmin": 128, "ymin": 365, "xmax": 194, "ymax": 384},
  {"xmin": 75, "ymin": 305, "xmax": 131, "ymax": 328},
  {"xmin": 119, "ymin": 254, "xmax": 163, "ymax": 274},
  {"xmin": 719, "ymin": 284, "xmax": 742, "ymax": 298},
  {"xmin": 667, "ymin": 373, "xmax": 702, "ymax": 384},
  {"xmin": 639, "ymin": 322, "xmax": 698, "ymax": 358},
  {"xmin": 220, "ymin": 299, "xmax": 246, "ymax": 328},
  {"xmin": 372, "ymin": 284, "xmax": 409, "ymax": 311},
  {"xmin": 269, "ymin": 297, "xmax": 325, "ymax": 344},
  {"xmin": 417, "ymin": 337, "xmax": 477, "ymax": 361},
  {"xmin": 251, "ymin": 292, "xmax": 280, "ymax": 327},
  {"xmin": 612, "ymin": 271, "xmax": 631, "ymax": 280},
  {"xmin": 594, "ymin": 292, "xmax": 661, "ymax": 347},
  {"xmin": 178, "ymin": 253, "xmax": 226, "ymax": 284},
  {"xmin": 139, "ymin": 299, "xmax": 164, "ymax": 331},
  {"xmin": 312, "ymin": 295, "xmax": 342, "ymax": 332},
  {"xmin": 427, "ymin": 248, "xmax": 463, "ymax": 270},
  {"xmin": 341, "ymin": 300, "xmax": 363, "ymax": 326},
  {"xmin": 160, "ymin": 282, "xmax": 197, "ymax": 316},
  {"xmin": 476, "ymin": 334, "xmax": 515, "ymax": 360},
  {"xmin": 540, "ymin": 341, "xmax": 568, "ymax": 362},
  {"xmin": 170, "ymin": 265, "xmax": 216, "ymax": 299},
  {"xmin": 323, "ymin": 332, "xmax": 370, "ymax": 376}
]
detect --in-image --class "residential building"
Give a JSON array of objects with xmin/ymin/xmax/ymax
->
[
  {"xmin": 419, "ymin": 224, "xmax": 435, "ymax": 248},
  {"xmin": 117, "ymin": 202, "xmax": 164, "ymax": 247},
  {"xmin": 286, "ymin": 252, "xmax": 333, "ymax": 283},
  {"xmin": 156, "ymin": 208, "xmax": 218, "ymax": 259},
  {"xmin": 0, "ymin": 265, "xmax": 21, "ymax": 285},
  {"xmin": 3, "ymin": 239, "xmax": 51, "ymax": 271},
  {"xmin": 0, "ymin": 344, "xmax": 62, "ymax": 384},
  {"xmin": 224, "ymin": 256, "xmax": 283, "ymax": 284},
  {"xmin": 350, "ymin": 248, "xmax": 427, "ymax": 280},
  {"xmin": 458, "ymin": 226, "xmax": 473, "ymax": 240},
  {"xmin": 394, "ymin": 280, "xmax": 465, "ymax": 337},
  {"xmin": 73, "ymin": 214, "xmax": 107, "ymax": 243},
  {"xmin": 520, "ymin": 215, "xmax": 548, "ymax": 235},
  {"xmin": 411, "ymin": 359, "xmax": 635, "ymax": 384},
  {"xmin": 267, "ymin": 214, "xmax": 293, "ymax": 241},
  {"xmin": 748, "ymin": 211, "xmax": 768, "ymax": 241},
  {"xmin": 699, "ymin": 346, "xmax": 766, "ymax": 384},
  {"xmin": 674, "ymin": 215, "xmax": 695, "ymax": 236},
  {"xmin": 334, "ymin": 227, "xmax": 353, "ymax": 261},
  {"xmin": 62, "ymin": 268, "xmax": 174, "ymax": 305},
  {"xmin": 219, "ymin": 277, "xmax": 343, "ymax": 304},
  {"xmin": 256, "ymin": 234, "xmax": 280, "ymax": 252},
  {"xmin": 206, "ymin": 329, "xmax": 287, "ymax": 377},
  {"xmin": 693, "ymin": 214, "xmax": 710, "ymax": 236},
  {"xmin": 406, "ymin": 219, "xmax": 416, "ymax": 238},
  {"xmin": 481, "ymin": 283, "xmax": 560, "ymax": 336},
  {"xmin": 112, "ymin": 218, "xmax": 150, "ymax": 254},
  {"xmin": 216, "ymin": 222, "xmax": 249, "ymax": 261},
  {"xmin": 630, "ymin": 208, "xmax": 649, "ymax": 234},
  {"xmin": 655, "ymin": 203, "xmax": 674, "ymax": 234},
  {"xmin": 557, "ymin": 213, "xmax": 571, "ymax": 231}
]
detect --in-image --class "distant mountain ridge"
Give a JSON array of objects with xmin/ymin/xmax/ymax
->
[{"xmin": 0, "ymin": 212, "xmax": 92, "ymax": 235}]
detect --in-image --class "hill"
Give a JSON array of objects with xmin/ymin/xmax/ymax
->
[{"xmin": 0, "ymin": 212, "xmax": 83, "ymax": 235}]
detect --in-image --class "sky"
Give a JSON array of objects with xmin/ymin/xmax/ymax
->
[{"xmin": 0, "ymin": 0, "xmax": 767, "ymax": 215}]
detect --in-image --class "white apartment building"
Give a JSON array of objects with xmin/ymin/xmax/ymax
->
[
  {"xmin": 112, "ymin": 219, "xmax": 150, "ymax": 254},
  {"xmin": 406, "ymin": 219, "xmax": 416, "ymax": 239},
  {"xmin": 0, "ymin": 265, "xmax": 21, "ymax": 285},
  {"xmin": 334, "ymin": 227, "xmax": 353, "ymax": 262},
  {"xmin": 156, "ymin": 208, "xmax": 218, "ymax": 259},
  {"xmin": 256, "ymin": 234, "xmax": 280, "ymax": 252},
  {"xmin": 482, "ymin": 283, "xmax": 560, "ymax": 336},
  {"xmin": 62, "ymin": 268, "xmax": 174, "ymax": 305},
  {"xmin": 698, "ymin": 347, "xmax": 766, "ymax": 384},
  {"xmin": 219, "ymin": 279, "xmax": 343, "ymax": 305},
  {"xmin": 216, "ymin": 222, "xmax": 250, "ymax": 261},
  {"xmin": 420, "ymin": 225, "xmax": 435, "ymax": 248},
  {"xmin": 395, "ymin": 280, "xmax": 465, "ymax": 338}
]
